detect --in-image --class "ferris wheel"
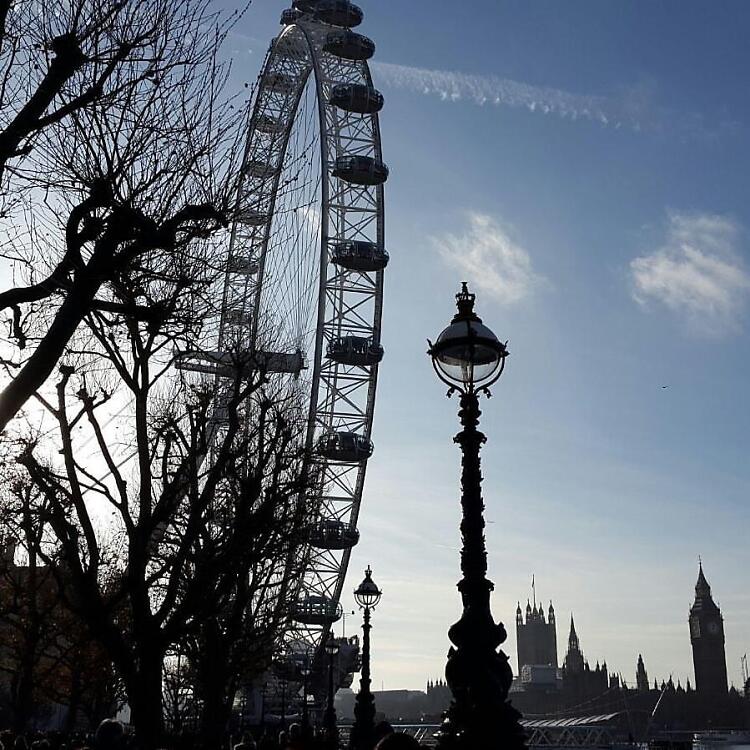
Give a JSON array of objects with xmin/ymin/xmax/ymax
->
[{"xmin": 199, "ymin": 0, "xmax": 387, "ymax": 665}]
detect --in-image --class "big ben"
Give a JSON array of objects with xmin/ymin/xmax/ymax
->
[{"xmin": 689, "ymin": 562, "xmax": 728, "ymax": 695}]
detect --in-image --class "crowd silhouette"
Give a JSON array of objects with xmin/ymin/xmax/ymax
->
[{"xmin": 0, "ymin": 719, "xmax": 427, "ymax": 750}]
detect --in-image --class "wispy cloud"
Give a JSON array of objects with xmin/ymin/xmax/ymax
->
[
  {"xmin": 433, "ymin": 213, "xmax": 543, "ymax": 304},
  {"xmin": 371, "ymin": 62, "xmax": 734, "ymax": 139},
  {"xmin": 372, "ymin": 61, "xmax": 634, "ymax": 129},
  {"xmin": 630, "ymin": 212, "xmax": 750, "ymax": 335}
]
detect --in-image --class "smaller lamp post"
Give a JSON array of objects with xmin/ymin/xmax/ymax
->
[
  {"xmin": 280, "ymin": 677, "xmax": 287, "ymax": 729},
  {"xmin": 323, "ymin": 633, "xmax": 340, "ymax": 746},
  {"xmin": 350, "ymin": 566, "xmax": 383, "ymax": 750},
  {"xmin": 301, "ymin": 657, "xmax": 311, "ymax": 736},
  {"xmin": 260, "ymin": 681, "xmax": 267, "ymax": 729}
]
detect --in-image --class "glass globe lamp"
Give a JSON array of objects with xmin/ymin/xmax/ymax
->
[
  {"xmin": 428, "ymin": 282, "xmax": 508, "ymax": 392},
  {"xmin": 354, "ymin": 565, "xmax": 382, "ymax": 609}
]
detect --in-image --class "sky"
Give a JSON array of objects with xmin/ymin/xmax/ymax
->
[{"xmin": 234, "ymin": 1, "xmax": 750, "ymax": 691}]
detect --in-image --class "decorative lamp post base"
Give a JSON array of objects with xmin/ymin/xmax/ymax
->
[{"xmin": 350, "ymin": 690, "xmax": 376, "ymax": 750}]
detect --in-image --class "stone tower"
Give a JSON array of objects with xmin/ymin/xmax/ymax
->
[
  {"xmin": 689, "ymin": 562, "xmax": 728, "ymax": 695},
  {"xmin": 636, "ymin": 654, "xmax": 649, "ymax": 692},
  {"xmin": 516, "ymin": 592, "xmax": 558, "ymax": 672}
]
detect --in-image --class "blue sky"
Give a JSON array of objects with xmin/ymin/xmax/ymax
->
[{"xmin": 232, "ymin": 1, "xmax": 750, "ymax": 690}]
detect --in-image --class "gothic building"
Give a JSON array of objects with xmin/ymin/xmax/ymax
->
[
  {"xmin": 689, "ymin": 562, "xmax": 728, "ymax": 695},
  {"xmin": 516, "ymin": 598, "xmax": 558, "ymax": 671}
]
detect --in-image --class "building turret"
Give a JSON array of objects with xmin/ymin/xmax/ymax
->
[
  {"xmin": 636, "ymin": 654, "xmax": 649, "ymax": 692},
  {"xmin": 548, "ymin": 601, "xmax": 556, "ymax": 625},
  {"xmin": 516, "ymin": 602, "xmax": 523, "ymax": 627}
]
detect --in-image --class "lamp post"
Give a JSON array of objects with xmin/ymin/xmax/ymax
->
[
  {"xmin": 280, "ymin": 678, "xmax": 287, "ymax": 729},
  {"xmin": 350, "ymin": 566, "xmax": 383, "ymax": 750},
  {"xmin": 260, "ymin": 681, "xmax": 267, "ymax": 729},
  {"xmin": 427, "ymin": 283, "xmax": 526, "ymax": 750},
  {"xmin": 323, "ymin": 633, "xmax": 340, "ymax": 747},
  {"xmin": 301, "ymin": 656, "xmax": 311, "ymax": 737}
]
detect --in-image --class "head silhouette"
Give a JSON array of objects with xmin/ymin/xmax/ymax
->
[{"xmin": 95, "ymin": 719, "xmax": 126, "ymax": 749}]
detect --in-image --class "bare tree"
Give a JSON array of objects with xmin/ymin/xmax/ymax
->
[
  {"xmin": 0, "ymin": 479, "xmax": 119, "ymax": 732},
  {"xmin": 183, "ymin": 395, "xmax": 311, "ymax": 744},
  {"xmin": 0, "ymin": 4, "xmax": 316, "ymax": 745},
  {"xmin": 9, "ymin": 293, "xmax": 312, "ymax": 748},
  {"xmin": 0, "ymin": 0, "xmax": 244, "ymax": 431}
]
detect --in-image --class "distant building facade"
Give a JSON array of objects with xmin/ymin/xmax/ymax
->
[{"xmin": 689, "ymin": 562, "xmax": 728, "ymax": 695}]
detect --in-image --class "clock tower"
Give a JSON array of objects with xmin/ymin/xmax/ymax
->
[{"xmin": 689, "ymin": 562, "xmax": 728, "ymax": 695}]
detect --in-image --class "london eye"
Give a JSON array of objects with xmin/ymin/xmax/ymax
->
[{"xmin": 184, "ymin": 0, "xmax": 388, "ymax": 689}]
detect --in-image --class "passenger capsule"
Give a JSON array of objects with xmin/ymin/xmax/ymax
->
[
  {"xmin": 292, "ymin": 0, "xmax": 322, "ymax": 11},
  {"xmin": 316, "ymin": 431, "xmax": 373, "ymax": 462},
  {"xmin": 327, "ymin": 335, "xmax": 384, "ymax": 366},
  {"xmin": 265, "ymin": 71, "xmax": 296, "ymax": 94},
  {"xmin": 333, "ymin": 155, "xmax": 388, "ymax": 186},
  {"xmin": 224, "ymin": 308, "xmax": 253, "ymax": 326},
  {"xmin": 330, "ymin": 83, "xmax": 383, "ymax": 114},
  {"xmin": 236, "ymin": 209, "xmax": 269, "ymax": 227},
  {"xmin": 314, "ymin": 0, "xmax": 363, "ymax": 28},
  {"xmin": 308, "ymin": 520, "xmax": 360, "ymax": 550},
  {"xmin": 292, "ymin": 595, "xmax": 343, "ymax": 625},
  {"xmin": 255, "ymin": 114, "xmax": 285, "ymax": 135},
  {"xmin": 242, "ymin": 160, "xmax": 278, "ymax": 179},
  {"xmin": 323, "ymin": 30, "xmax": 375, "ymax": 61},
  {"xmin": 331, "ymin": 241, "xmax": 389, "ymax": 272},
  {"xmin": 280, "ymin": 8, "xmax": 303, "ymax": 24}
]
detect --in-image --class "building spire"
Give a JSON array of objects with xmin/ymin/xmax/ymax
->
[
  {"xmin": 695, "ymin": 559, "xmax": 711, "ymax": 598},
  {"xmin": 568, "ymin": 614, "xmax": 580, "ymax": 651}
]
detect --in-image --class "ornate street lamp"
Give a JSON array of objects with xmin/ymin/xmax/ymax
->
[
  {"xmin": 427, "ymin": 283, "xmax": 526, "ymax": 750},
  {"xmin": 323, "ymin": 633, "xmax": 340, "ymax": 746},
  {"xmin": 350, "ymin": 566, "xmax": 383, "ymax": 750}
]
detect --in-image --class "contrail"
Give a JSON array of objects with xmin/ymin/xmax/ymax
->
[{"xmin": 371, "ymin": 61, "xmax": 636, "ymax": 129}]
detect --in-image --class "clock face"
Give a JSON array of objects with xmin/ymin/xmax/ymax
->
[{"xmin": 708, "ymin": 621, "xmax": 720, "ymax": 635}]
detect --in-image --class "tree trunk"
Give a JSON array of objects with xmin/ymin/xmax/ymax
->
[
  {"xmin": 127, "ymin": 652, "xmax": 165, "ymax": 750},
  {"xmin": 63, "ymin": 663, "xmax": 82, "ymax": 735},
  {"xmin": 12, "ymin": 629, "xmax": 38, "ymax": 733},
  {"xmin": 199, "ymin": 676, "xmax": 234, "ymax": 748},
  {"xmin": 196, "ymin": 625, "xmax": 234, "ymax": 747}
]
